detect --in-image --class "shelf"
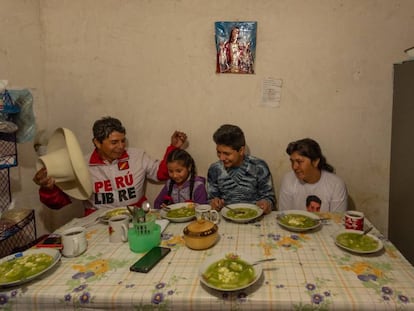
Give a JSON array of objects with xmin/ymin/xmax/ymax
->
[{"xmin": 0, "ymin": 209, "xmax": 36, "ymax": 258}]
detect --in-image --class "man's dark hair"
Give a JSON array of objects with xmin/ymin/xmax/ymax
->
[
  {"xmin": 213, "ymin": 124, "xmax": 245, "ymax": 151},
  {"xmin": 93, "ymin": 116, "xmax": 126, "ymax": 143},
  {"xmin": 306, "ymin": 195, "xmax": 322, "ymax": 206}
]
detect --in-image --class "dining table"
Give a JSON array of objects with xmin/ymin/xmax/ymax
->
[{"xmin": 1, "ymin": 208, "xmax": 414, "ymax": 311}]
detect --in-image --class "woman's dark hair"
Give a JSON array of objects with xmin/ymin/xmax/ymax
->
[
  {"xmin": 213, "ymin": 124, "xmax": 245, "ymax": 151},
  {"xmin": 163, "ymin": 149, "xmax": 197, "ymax": 205},
  {"xmin": 286, "ymin": 138, "xmax": 334, "ymax": 173},
  {"xmin": 93, "ymin": 116, "xmax": 126, "ymax": 143}
]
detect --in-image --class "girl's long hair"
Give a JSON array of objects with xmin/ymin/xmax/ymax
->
[{"xmin": 163, "ymin": 149, "xmax": 197, "ymax": 205}]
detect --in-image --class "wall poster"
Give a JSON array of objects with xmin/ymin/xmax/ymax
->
[{"xmin": 215, "ymin": 21, "xmax": 257, "ymax": 74}]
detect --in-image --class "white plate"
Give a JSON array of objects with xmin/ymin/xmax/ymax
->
[
  {"xmin": 199, "ymin": 252, "xmax": 263, "ymax": 292},
  {"xmin": 276, "ymin": 210, "xmax": 322, "ymax": 232},
  {"xmin": 334, "ymin": 229, "xmax": 384, "ymax": 254},
  {"xmin": 160, "ymin": 203, "xmax": 196, "ymax": 223},
  {"xmin": 100, "ymin": 207, "xmax": 130, "ymax": 223},
  {"xmin": 221, "ymin": 203, "xmax": 264, "ymax": 223},
  {"xmin": 0, "ymin": 248, "xmax": 61, "ymax": 287}
]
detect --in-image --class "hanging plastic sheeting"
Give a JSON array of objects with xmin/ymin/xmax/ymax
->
[
  {"xmin": 0, "ymin": 81, "xmax": 18, "ymax": 115},
  {"xmin": 5, "ymin": 90, "xmax": 36, "ymax": 143},
  {"xmin": 0, "ymin": 89, "xmax": 20, "ymax": 115}
]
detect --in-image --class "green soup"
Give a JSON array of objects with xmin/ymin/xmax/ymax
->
[
  {"xmin": 202, "ymin": 257, "xmax": 255, "ymax": 289},
  {"xmin": 279, "ymin": 214, "xmax": 318, "ymax": 228},
  {"xmin": 0, "ymin": 253, "xmax": 54, "ymax": 283},
  {"xmin": 103, "ymin": 208, "xmax": 129, "ymax": 221},
  {"xmin": 336, "ymin": 232, "xmax": 379, "ymax": 252},
  {"xmin": 226, "ymin": 208, "xmax": 258, "ymax": 219},
  {"xmin": 167, "ymin": 206, "xmax": 195, "ymax": 218}
]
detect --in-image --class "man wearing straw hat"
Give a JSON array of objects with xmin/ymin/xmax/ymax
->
[{"xmin": 33, "ymin": 116, "xmax": 187, "ymax": 216}]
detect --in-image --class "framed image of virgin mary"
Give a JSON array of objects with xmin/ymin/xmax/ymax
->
[{"xmin": 215, "ymin": 21, "xmax": 257, "ymax": 74}]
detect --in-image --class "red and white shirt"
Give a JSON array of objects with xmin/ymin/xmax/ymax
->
[{"xmin": 39, "ymin": 145, "xmax": 175, "ymax": 214}]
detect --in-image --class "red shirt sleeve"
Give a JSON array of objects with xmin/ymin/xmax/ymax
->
[
  {"xmin": 39, "ymin": 186, "xmax": 72, "ymax": 209},
  {"xmin": 157, "ymin": 145, "xmax": 178, "ymax": 181}
]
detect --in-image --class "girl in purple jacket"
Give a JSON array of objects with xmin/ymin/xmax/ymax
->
[{"xmin": 154, "ymin": 149, "xmax": 208, "ymax": 209}]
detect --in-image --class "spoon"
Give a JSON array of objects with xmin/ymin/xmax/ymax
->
[
  {"xmin": 318, "ymin": 218, "xmax": 330, "ymax": 221},
  {"xmin": 142, "ymin": 202, "xmax": 152, "ymax": 213},
  {"xmin": 83, "ymin": 215, "xmax": 104, "ymax": 228},
  {"xmin": 362, "ymin": 226, "xmax": 373, "ymax": 235},
  {"xmin": 126, "ymin": 206, "xmax": 134, "ymax": 217},
  {"xmin": 253, "ymin": 258, "xmax": 277, "ymax": 265},
  {"xmin": 223, "ymin": 205, "xmax": 245, "ymax": 214}
]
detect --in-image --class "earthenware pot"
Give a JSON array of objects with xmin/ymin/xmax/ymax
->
[{"xmin": 183, "ymin": 219, "xmax": 218, "ymax": 250}]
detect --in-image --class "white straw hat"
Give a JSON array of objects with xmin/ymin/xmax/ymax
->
[{"xmin": 36, "ymin": 128, "xmax": 92, "ymax": 200}]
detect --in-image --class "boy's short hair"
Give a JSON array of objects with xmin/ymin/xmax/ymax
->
[{"xmin": 213, "ymin": 124, "xmax": 245, "ymax": 151}]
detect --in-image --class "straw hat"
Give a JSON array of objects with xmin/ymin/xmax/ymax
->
[{"xmin": 36, "ymin": 128, "xmax": 92, "ymax": 200}]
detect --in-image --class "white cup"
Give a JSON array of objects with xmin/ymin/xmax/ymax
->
[
  {"xmin": 195, "ymin": 204, "xmax": 220, "ymax": 224},
  {"xmin": 61, "ymin": 226, "xmax": 87, "ymax": 257},
  {"xmin": 108, "ymin": 214, "xmax": 129, "ymax": 243}
]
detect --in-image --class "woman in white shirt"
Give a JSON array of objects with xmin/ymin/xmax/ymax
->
[{"xmin": 278, "ymin": 138, "xmax": 348, "ymax": 213}]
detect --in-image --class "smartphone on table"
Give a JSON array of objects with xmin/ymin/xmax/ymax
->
[
  {"xmin": 36, "ymin": 234, "xmax": 63, "ymax": 249},
  {"xmin": 130, "ymin": 246, "xmax": 171, "ymax": 273}
]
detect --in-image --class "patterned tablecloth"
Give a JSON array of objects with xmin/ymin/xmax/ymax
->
[{"xmin": 1, "ymin": 211, "xmax": 414, "ymax": 310}]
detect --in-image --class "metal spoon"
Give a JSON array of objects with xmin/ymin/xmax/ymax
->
[
  {"xmin": 142, "ymin": 202, "xmax": 152, "ymax": 213},
  {"xmin": 126, "ymin": 206, "xmax": 134, "ymax": 217},
  {"xmin": 252, "ymin": 258, "xmax": 277, "ymax": 265},
  {"xmin": 83, "ymin": 215, "xmax": 104, "ymax": 228},
  {"xmin": 318, "ymin": 218, "xmax": 330, "ymax": 221},
  {"xmin": 162, "ymin": 205, "xmax": 172, "ymax": 213},
  {"xmin": 223, "ymin": 205, "xmax": 246, "ymax": 214},
  {"xmin": 362, "ymin": 226, "xmax": 373, "ymax": 235}
]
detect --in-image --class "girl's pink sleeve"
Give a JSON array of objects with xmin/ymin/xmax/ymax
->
[{"xmin": 157, "ymin": 145, "xmax": 178, "ymax": 180}]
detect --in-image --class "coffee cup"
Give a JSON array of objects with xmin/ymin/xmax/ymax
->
[
  {"xmin": 195, "ymin": 204, "xmax": 220, "ymax": 224},
  {"xmin": 344, "ymin": 211, "xmax": 364, "ymax": 231},
  {"xmin": 108, "ymin": 214, "xmax": 129, "ymax": 243},
  {"xmin": 61, "ymin": 226, "xmax": 87, "ymax": 257}
]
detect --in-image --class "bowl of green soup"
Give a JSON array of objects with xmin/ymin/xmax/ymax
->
[
  {"xmin": 0, "ymin": 248, "xmax": 61, "ymax": 287},
  {"xmin": 199, "ymin": 253, "xmax": 262, "ymax": 291},
  {"xmin": 276, "ymin": 210, "xmax": 322, "ymax": 232},
  {"xmin": 221, "ymin": 203, "xmax": 263, "ymax": 223},
  {"xmin": 334, "ymin": 229, "xmax": 383, "ymax": 254},
  {"xmin": 160, "ymin": 203, "xmax": 196, "ymax": 222}
]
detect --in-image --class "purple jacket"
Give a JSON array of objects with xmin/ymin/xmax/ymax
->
[{"xmin": 153, "ymin": 176, "xmax": 208, "ymax": 209}]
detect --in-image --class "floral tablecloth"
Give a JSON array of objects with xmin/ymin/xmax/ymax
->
[{"xmin": 1, "ymin": 211, "xmax": 414, "ymax": 310}]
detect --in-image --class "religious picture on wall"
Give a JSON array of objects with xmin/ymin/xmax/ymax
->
[{"xmin": 215, "ymin": 21, "xmax": 257, "ymax": 74}]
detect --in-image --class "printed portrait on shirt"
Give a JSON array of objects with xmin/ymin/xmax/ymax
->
[{"xmin": 306, "ymin": 195, "xmax": 322, "ymax": 212}]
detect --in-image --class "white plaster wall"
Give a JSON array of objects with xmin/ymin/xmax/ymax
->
[{"xmin": 2, "ymin": 0, "xmax": 414, "ymax": 237}]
